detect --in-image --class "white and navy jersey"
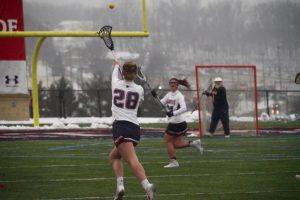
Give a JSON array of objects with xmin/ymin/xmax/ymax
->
[
  {"xmin": 111, "ymin": 64, "xmax": 144, "ymax": 125},
  {"xmin": 160, "ymin": 90, "xmax": 187, "ymax": 124}
]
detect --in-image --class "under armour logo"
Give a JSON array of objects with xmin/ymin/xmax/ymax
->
[{"xmin": 5, "ymin": 75, "xmax": 19, "ymax": 85}]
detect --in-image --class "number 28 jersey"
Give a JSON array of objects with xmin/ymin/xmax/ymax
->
[{"xmin": 111, "ymin": 65, "xmax": 144, "ymax": 125}]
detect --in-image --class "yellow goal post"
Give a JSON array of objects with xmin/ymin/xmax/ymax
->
[{"xmin": 0, "ymin": 0, "xmax": 149, "ymax": 127}]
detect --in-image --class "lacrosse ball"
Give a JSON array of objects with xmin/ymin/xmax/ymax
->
[{"xmin": 108, "ymin": 3, "xmax": 115, "ymax": 9}]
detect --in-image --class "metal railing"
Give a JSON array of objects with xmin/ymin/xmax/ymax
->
[{"xmin": 28, "ymin": 89, "xmax": 300, "ymax": 119}]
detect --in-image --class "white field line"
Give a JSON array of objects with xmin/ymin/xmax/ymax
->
[
  {"xmin": 46, "ymin": 145, "xmax": 238, "ymax": 153},
  {"xmin": 0, "ymin": 154, "xmax": 299, "ymax": 160},
  {"xmin": 0, "ymin": 148, "xmax": 243, "ymax": 157},
  {"xmin": 41, "ymin": 189, "xmax": 300, "ymax": 200},
  {"xmin": 1, "ymin": 157, "xmax": 300, "ymax": 169},
  {"xmin": 1, "ymin": 170, "xmax": 298, "ymax": 183},
  {"xmin": 1, "ymin": 151, "xmax": 298, "ymax": 158}
]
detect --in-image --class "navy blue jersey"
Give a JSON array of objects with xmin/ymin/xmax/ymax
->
[{"xmin": 212, "ymin": 86, "xmax": 229, "ymax": 111}]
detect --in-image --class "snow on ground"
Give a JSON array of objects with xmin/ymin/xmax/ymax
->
[
  {"xmin": 0, "ymin": 111, "xmax": 297, "ymax": 130},
  {"xmin": 0, "ymin": 112, "xmax": 197, "ymax": 129},
  {"xmin": 230, "ymin": 116, "xmax": 255, "ymax": 122},
  {"xmin": 0, "ymin": 117, "xmax": 167, "ymax": 130}
]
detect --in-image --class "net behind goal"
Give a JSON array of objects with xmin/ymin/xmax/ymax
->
[{"xmin": 194, "ymin": 65, "xmax": 259, "ymax": 136}]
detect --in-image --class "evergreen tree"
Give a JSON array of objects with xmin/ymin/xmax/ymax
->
[
  {"xmin": 38, "ymin": 81, "xmax": 52, "ymax": 117},
  {"xmin": 39, "ymin": 77, "xmax": 79, "ymax": 117},
  {"xmin": 78, "ymin": 73, "xmax": 112, "ymax": 117}
]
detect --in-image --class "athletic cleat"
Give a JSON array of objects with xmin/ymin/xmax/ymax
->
[
  {"xmin": 187, "ymin": 133, "xmax": 198, "ymax": 138},
  {"xmin": 225, "ymin": 135, "xmax": 230, "ymax": 139},
  {"xmin": 191, "ymin": 139, "xmax": 204, "ymax": 155},
  {"xmin": 204, "ymin": 132, "xmax": 213, "ymax": 137},
  {"xmin": 146, "ymin": 184, "xmax": 156, "ymax": 200},
  {"xmin": 164, "ymin": 159, "xmax": 179, "ymax": 168},
  {"xmin": 113, "ymin": 186, "xmax": 125, "ymax": 200}
]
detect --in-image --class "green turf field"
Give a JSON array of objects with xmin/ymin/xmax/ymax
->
[{"xmin": 0, "ymin": 136, "xmax": 300, "ymax": 199}]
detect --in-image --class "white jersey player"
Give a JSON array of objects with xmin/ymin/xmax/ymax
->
[
  {"xmin": 111, "ymin": 63, "xmax": 144, "ymax": 126},
  {"xmin": 108, "ymin": 60, "xmax": 156, "ymax": 200},
  {"xmin": 152, "ymin": 78, "xmax": 203, "ymax": 168},
  {"xmin": 160, "ymin": 90, "xmax": 187, "ymax": 124}
]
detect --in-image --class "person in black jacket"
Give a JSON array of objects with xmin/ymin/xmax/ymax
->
[{"xmin": 203, "ymin": 77, "xmax": 230, "ymax": 138}]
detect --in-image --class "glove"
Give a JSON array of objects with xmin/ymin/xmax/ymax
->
[
  {"xmin": 166, "ymin": 110, "xmax": 174, "ymax": 117},
  {"xmin": 151, "ymin": 90, "xmax": 158, "ymax": 98},
  {"xmin": 202, "ymin": 90, "xmax": 210, "ymax": 96}
]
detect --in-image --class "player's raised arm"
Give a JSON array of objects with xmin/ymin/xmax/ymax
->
[{"xmin": 111, "ymin": 60, "xmax": 121, "ymax": 85}]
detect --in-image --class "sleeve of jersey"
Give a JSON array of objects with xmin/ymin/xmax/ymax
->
[
  {"xmin": 160, "ymin": 94, "xmax": 168, "ymax": 105},
  {"xmin": 111, "ymin": 64, "xmax": 120, "ymax": 86},
  {"xmin": 173, "ymin": 94, "xmax": 187, "ymax": 116},
  {"xmin": 140, "ymin": 87, "xmax": 144, "ymax": 102}
]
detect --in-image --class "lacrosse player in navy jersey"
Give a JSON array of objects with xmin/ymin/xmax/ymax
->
[
  {"xmin": 109, "ymin": 60, "xmax": 156, "ymax": 200},
  {"xmin": 203, "ymin": 77, "xmax": 230, "ymax": 138},
  {"xmin": 152, "ymin": 78, "xmax": 203, "ymax": 168}
]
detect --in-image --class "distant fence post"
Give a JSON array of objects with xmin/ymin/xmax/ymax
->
[
  {"xmin": 58, "ymin": 89, "xmax": 66, "ymax": 118},
  {"xmin": 29, "ymin": 90, "xmax": 33, "ymax": 118},
  {"xmin": 266, "ymin": 90, "xmax": 270, "ymax": 116},
  {"xmin": 97, "ymin": 90, "xmax": 102, "ymax": 117}
]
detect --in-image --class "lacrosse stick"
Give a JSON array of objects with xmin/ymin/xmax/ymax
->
[
  {"xmin": 192, "ymin": 90, "xmax": 206, "ymax": 112},
  {"xmin": 296, "ymin": 73, "xmax": 300, "ymax": 84},
  {"xmin": 97, "ymin": 25, "xmax": 123, "ymax": 78},
  {"xmin": 136, "ymin": 66, "xmax": 168, "ymax": 113},
  {"xmin": 202, "ymin": 77, "xmax": 213, "ymax": 95}
]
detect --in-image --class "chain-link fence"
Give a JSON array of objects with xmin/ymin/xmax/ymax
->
[{"xmin": 29, "ymin": 89, "xmax": 300, "ymax": 119}]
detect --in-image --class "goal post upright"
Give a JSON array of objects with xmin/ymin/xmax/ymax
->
[
  {"xmin": 194, "ymin": 66, "xmax": 203, "ymax": 137},
  {"xmin": 253, "ymin": 66, "xmax": 259, "ymax": 136},
  {"xmin": 194, "ymin": 64, "xmax": 260, "ymax": 136},
  {"xmin": 0, "ymin": 0, "xmax": 150, "ymax": 127}
]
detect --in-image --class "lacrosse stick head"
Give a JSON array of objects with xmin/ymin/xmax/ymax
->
[
  {"xmin": 97, "ymin": 25, "xmax": 114, "ymax": 51},
  {"xmin": 206, "ymin": 77, "xmax": 213, "ymax": 91}
]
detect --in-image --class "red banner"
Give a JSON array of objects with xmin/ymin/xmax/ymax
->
[{"xmin": 0, "ymin": 0, "xmax": 26, "ymax": 60}]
